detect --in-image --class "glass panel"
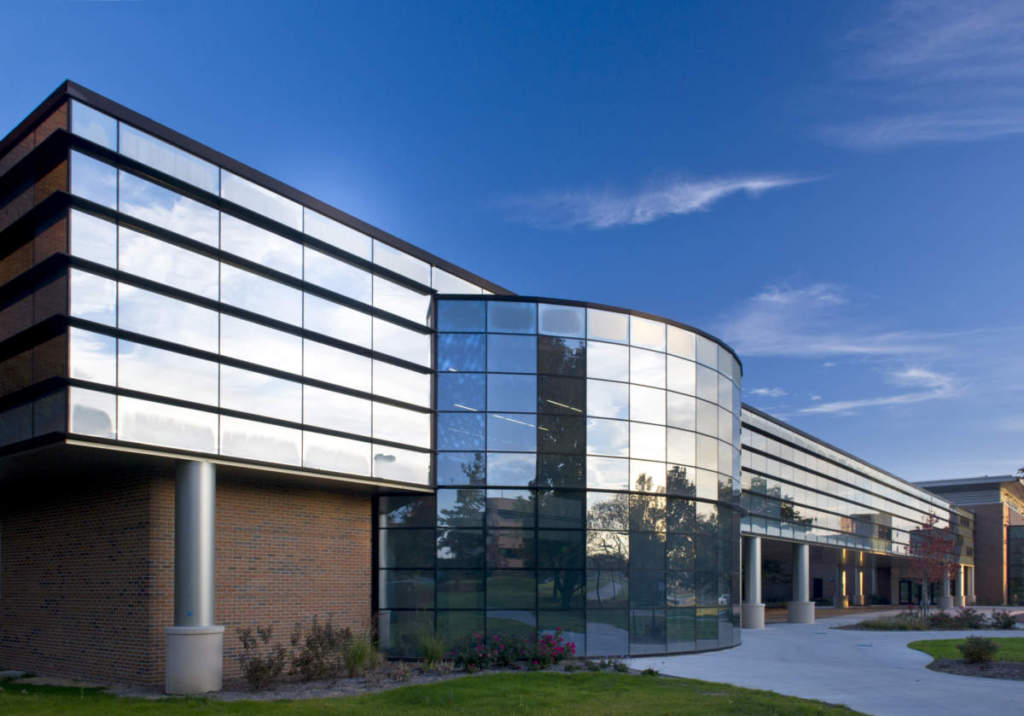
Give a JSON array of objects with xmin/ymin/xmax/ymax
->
[
  {"xmin": 487, "ymin": 334, "xmax": 536, "ymax": 373},
  {"xmin": 696, "ymin": 399, "xmax": 717, "ymax": 437},
  {"xmin": 437, "ymin": 572, "xmax": 485, "ymax": 609},
  {"xmin": 303, "ymin": 246, "xmax": 372, "ymax": 304},
  {"xmin": 374, "ymin": 402, "xmax": 430, "ymax": 448},
  {"xmin": 373, "ymin": 239, "xmax": 430, "ymax": 285},
  {"xmin": 302, "ymin": 430, "xmax": 371, "ymax": 475},
  {"xmin": 302, "ymin": 385, "xmax": 370, "ymax": 435},
  {"xmin": 630, "ymin": 348, "xmax": 665, "ymax": 388},
  {"xmin": 221, "ymin": 170, "xmax": 302, "ymax": 230},
  {"xmin": 667, "ymin": 608, "xmax": 696, "ymax": 651},
  {"xmin": 487, "ymin": 529, "xmax": 536, "ymax": 569},
  {"xmin": 437, "ymin": 412, "xmax": 485, "ymax": 451},
  {"xmin": 303, "ymin": 208, "xmax": 371, "ymax": 260},
  {"xmin": 302, "ymin": 338, "xmax": 371, "ymax": 392},
  {"xmin": 487, "ymin": 302, "xmax": 536, "ymax": 333},
  {"xmin": 586, "ymin": 418, "xmax": 628, "ymax": 457},
  {"xmin": 432, "ymin": 266, "xmax": 482, "ymax": 294},
  {"xmin": 437, "ymin": 528, "xmax": 485, "ymax": 567},
  {"xmin": 68, "ymin": 327, "xmax": 115, "ymax": 385},
  {"xmin": 373, "ymin": 360, "xmax": 430, "ymax": 407},
  {"xmin": 696, "ymin": 365, "xmax": 718, "ymax": 402},
  {"xmin": 695, "ymin": 335, "xmax": 718, "ymax": 370},
  {"xmin": 220, "ymin": 213, "xmax": 301, "ymax": 277},
  {"xmin": 630, "ymin": 608, "xmax": 666, "ymax": 654},
  {"xmin": 630, "ymin": 385, "xmax": 665, "ymax": 425},
  {"xmin": 379, "ymin": 529, "xmax": 435, "ymax": 567},
  {"xmin": 487, "ymin": 489, "xmax": 535, "ymax": 527},
  {"xmin": 379, "ymin": 610, "xmax": 433, "ymax": 658},
  {"xmin": 538, "ymin": 572, "xmax": 585, "ymax": 609},
  {"xmin": 220, "ymin": 315, "xmax": 300, "ymax": 373},
  {"xmin": 70, "ymin": 151, "xmax": 117, "ymax": 209},
  {"xmin": 536, "ymin": 301, "xmax": 585, "ymax": 338},
  {"xmin": 587, "ymin": 493, "xmax": 629, "ymax": 532},
  {"xmin": 538, "ymin": 493, "xmax": 586, "ymax": 530},
  {"xmin": 437, "ymin": 372, "xmax": 484, "ymax": 412},
  {"xmin": 486, "ymin": 610, "xmax": 536, "ymax": 640},
  {"xmin": 538, "ymin": 336, "xmax": 585, "ymax": 377},
  {"xmin": 486, "ymin": 572, "xmax": 536, "ymax": 609},
  {"xmin": 220, "ymin": 415, "xmax": 301, "ymax": 465},
  {"xmin": 696, "ymin": 434, "xmax": 719, "ymax": 471},
  {"xmin": 119, "ymin": 284, "xmax": 219, "ymax": 352},
  {"xmin": 68, "ymin": 387, "xmax": 115, "ymax": 438},
  {"xmin": 379, "ymin": 494, "xmax": 435, "ymax": 527},
  {"xmin": 373, "ymin": 275, "xmax": 431, "ymax": 324},
  {"xmin": 71, "ymin": 101, "xmax": 117, "ymax": 149},
  {"xmin": 487, "ymin": 413, "xmax": 537, "ymax": 451},
  {"xmin": 586, "ymin": 341, "xmax": 628, "ymax": 381},
  {"xmin": 488, "ymin": 374, "xmax": 536, "ymax": 412},
  {"xmin": 667, "ymin": 326, "xmax": 696, "ymax": 360},
  {"xmin": 372, "ymin": 443, "xmax": 430, "ymax": 484},
  {"xmin": 586, "ymin": 379, "xmax": 627, "ymax": 419},
  {"xmin": 437, "ymin": 452, "xmax": 485, "ymax": 485},
  {"xmin": 69, "ymin": 209, "xmax": 116, "ymax": 267},
  {"xmin": 538, "ymin": 414, "xmax": 585, "ymax": 453},
  {"xmin": 587, "ymin": 308, "xmax": 628, "ymax": 343},
  {"xmin": 587, "ymin": 609, "xmax": 627, "ymax": 656},
  {"xmin": 119, "ymin": 123, "xmax": 219, "ymax": 194},
  {"xmin": 380, "ymin": 569, "xmax": 434, "ymax": 609},
  {"xmin": 437, "ymin": 333, "xmax": 485, "ymax": 372},
  {"xmin": 221, "ymin": 263, "xmax": 301, "ymax": 325},
  {"xmin": 118, "ymin": 170, "xmax": 218, "ymax": 246},
  {"xmin": 374, "ymin": 318, "xmax": 431, "ymax": 366},
  {"xmin": 118, "ymin": 395, "xmax": 218, "ymax": 453},
  {"xmin": 304, "ymin": 294, "xmax": 371, "ymax": 348},
  {"xmin": 631, "ymin": 423, "xmax": 666, "ymax": 461},
  {"xmin": 718, "ymin": 374, "xmax": 734, "ymax": 413},
  {"xmin": 487, "ymin": 453, "xmax": 536, "ymax": 486},
  {"xmin": 667, "ymin": 428, "xmax": 696, "ymax": 466},
  {"xmin": 587, "ymin": 571, "xmax": 628, "ymax": 608},
  {"xmin": 437, "ymin": 488, "xmax": 485, "ymax": 528},
  {"xmin": 437, "ymin": 300, "xmax": 485, "ymax": 331},
  {"xmin": 631, "ymin": 460, "xmax": 667, "ymax": 493},
  {"xmin": 587, "ymin": 456, "xmax": 629, "ymax": 490},
  {"xmin": 667, "ymin": 356, "xmax": 696, "ymax": 395},
  {"xmin": 118, "ymin": 227, "xmax": 219, "ymax": 299},
  {"xmin": 630, "ymin": 316, "xmax": 665, "ymax": 351},
  {"xmin": 118, "ymin": 339, "xmax": 218, "ymax": 405},
  {"xmin": 537, "ymin": 455, "xmax": 585, "ymax": 488},
  {"xmin": 667, "ymin": 392, "xmax": 696, "ymax": 431},
  {"xmin": 537, "ymin": 376, "xmax": 584, "ymax": 415}
]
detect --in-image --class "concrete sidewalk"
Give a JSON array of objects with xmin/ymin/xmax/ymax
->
[{"xmin": 627, "ymin": 610, "xmax": 1024, "ymax": 716}]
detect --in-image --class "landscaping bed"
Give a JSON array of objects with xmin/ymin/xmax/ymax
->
[
  {"xmin": 837, "ymin": 607, "xmax": 1018, "ymax": 631},
  {"xmin": 909, "ymin": 637, "xmax": 1024, "ymax": 681}
]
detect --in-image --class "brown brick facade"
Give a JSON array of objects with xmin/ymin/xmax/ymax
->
[{"xmin": 0, "ymin": 470, "xmax": 372, "ymax": 686}]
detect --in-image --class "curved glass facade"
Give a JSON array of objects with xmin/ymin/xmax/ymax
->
[{"xmin": 378, "ymin": 297, "xmax": 743, "ymax": 657}]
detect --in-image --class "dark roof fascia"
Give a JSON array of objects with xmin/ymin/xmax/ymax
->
[
  {"xmin": 916, "ymin": 475, "xmax": 1020, "ymax": 490},
  {"xmin": 3, "ymin": 80, "xmax": 511, "ymax": 296}
]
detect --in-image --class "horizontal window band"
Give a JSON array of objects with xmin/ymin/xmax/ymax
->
[
  {"xmin": 0, "ymin": 127, "xmax": 70, "ymax": 202},
  {"xmin": 66, "ymin": 197, "xmax": 434, "ymax": 334},
  {"xmin": 66, "ymin": 317, "xmax": 433, "ymax": 414},
  {"xmin": 0, "ymin": 251, "xmax": 68, "ymax": 311},
  {"xmin": 67, "ymin": 137, "xmax": 441, "ymax": 297},
  {"xmin": 0, "ymin": 374, "xmax": 67, "ymax": 413},
  {"xmin": 0, "ymin": 189, "xmax": 71, "ymax": 264},
  {"xmin": 66, "ymin": 262, "xmax": 433, "ymax": 374},
  {"xmin": 66, "ymin": 377, "xmax": 433, "ymax": 454},
  {"xmin": 0, "ymin": 313, "xmax": 67, "ymax": 363}
]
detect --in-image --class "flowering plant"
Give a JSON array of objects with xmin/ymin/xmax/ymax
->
[{"xmin": 449, "ymin": 629, "xmax": 576, "ymax": 672}]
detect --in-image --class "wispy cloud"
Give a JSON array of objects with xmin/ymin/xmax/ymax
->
[
  {"xmin": 504, "ymin": 175, "xmax": 812, "ymax": 229},
  {"xmin": 799, "ymin": 366, "xmax": 957, "ymax": 414},
  {"xmin": 826, "ymin": 1, "xmax": 1024, "ymax": 147},
  {"xmin": 749, "ymin": 387, "xmax": 787, "ymax": 398},
  {"xmin": 718, "ymin": 283, "xmax": 941, "ymax": 357}
]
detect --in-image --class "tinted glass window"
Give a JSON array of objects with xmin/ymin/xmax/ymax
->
[
  {"xmin": 487, "ymin": 334, "xmax": 536, "ymax": 373},
  {"xmin": 487, "ymin": 302, "xmax": 536, "ymax": 333},
  {"xmin": 438, "ymin": 333, "xmax": 485, "ymax": 372},
  {"xmin": 438, "ymin": 300, "xmax": 485, "ymax": 332}
]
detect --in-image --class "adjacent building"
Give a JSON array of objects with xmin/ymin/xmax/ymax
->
[{"xmin": 0, "ymin": 82, "xmax": 994, "ymax": 693}]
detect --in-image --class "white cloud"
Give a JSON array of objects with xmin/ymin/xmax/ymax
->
[
  {"xmin": 811, "ymin": 395, "xmax": 822, "ymax": 401},
  {"xmin": 827, "ymin": 1, "xmax": 1024, "ymax": 147},
  {"xmin": 504, "ymin": 175, "xmax": 812, "ymax": 229},
  {"xmin": 750, "ymin": 387, "xmax": 787, "ymax": 398},
  {"xmin": 798, "ymin": 366, "xmax": 957, "ymax": 415}
]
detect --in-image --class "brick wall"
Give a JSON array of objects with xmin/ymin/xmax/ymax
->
[
  {"xmin": 970, "ymin": 503, "xmax": 1006, "ymax": 605},
  {"xmin": 0, "ymin": 468, "xmax": 373, "ymax": 686}
]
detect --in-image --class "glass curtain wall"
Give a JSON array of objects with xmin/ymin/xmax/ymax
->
[{"xmin": 378, "ymin": 297, "xmax": 743, "ymax": 657}]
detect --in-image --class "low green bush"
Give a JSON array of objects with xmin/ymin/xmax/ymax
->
[
  {"xmin": 989, "ymin": 610, "xmax": 1017, "ymax": 629},
  {"xmin": 957, "ymin": 636, "xmax": 999, "ymax": 664},
  {"xmin": 237, "ymin": 626, "xmax": 287, "ymax": 690},
  {"xmin": 418, "ymin": 631, "xmax": 447, "ymax": 668},
  {"xmin": 290, "ymin": 617, "xmax": 349, "ymax": 681}
]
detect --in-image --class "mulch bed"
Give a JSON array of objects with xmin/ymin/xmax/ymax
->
[{"xmin": 928, "ymin": 659, "xmax": 1024, "ymax": 680}]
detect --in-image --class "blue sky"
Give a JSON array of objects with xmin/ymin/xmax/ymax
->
[{"xmin": 3, "ymin": 1, "xmax": 1021, "ymax": 481}]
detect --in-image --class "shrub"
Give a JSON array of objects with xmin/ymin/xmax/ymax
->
[
  {"xmin": 342, "ymin": 631, "xmax": 381, "ymax": 677},
  {"xmin": 238, "ymin": 626, "xmax": 287, "ymax": 690},
  {"xmin": 612, "ymin": 661, "xmax": 629, "ymax": 673},
  {"xmin": 449, "ymin": 630, "xmax": 575, "ymax": 672},
  {"xmin": 418, "ymin": 631, "xmax": 446, "ymax": 668},
  {"xmin": 585, "ymin": 660, "xmax": 601, "ymax": 672},
  {"xmin": 951, "ymin": 607, "xmax": 986, "ymax": 629},
  {"xmin": 957, "ymin": 636, "xmax": 999, "ymax": 664},
  {"xmin": 927, "ymin": 612, "xmax": 956, "ymax": 630},
  {"xmin": 641, "ymin": 667, "xmax": 659, "ymax": 676},
  {"xmin": 533, "ymin": 629, "xmax": 576, "ymax": 668},
  {"xmin": 290, "ymin": 617, "xmax": 349, "ymax": 681},
  {"xmin": 989, "ymin": 610, "xmax": 1017, "ymax": 630}
]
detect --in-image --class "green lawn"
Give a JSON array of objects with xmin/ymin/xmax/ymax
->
[
  {"xmin": 0, "ymin": 671, "xmax": 861, "ymax": 715},
  {"xmin": 908, "ymin": 637, "xmax": 1024, "ymax": 662}
]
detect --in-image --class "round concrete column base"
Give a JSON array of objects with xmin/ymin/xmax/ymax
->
[
  {"xmin": 853, "ymin": 595, "xmax": 866, "ymax": 606},
  {"xmin": 836, "ymin": 596, "xmax": 849, "ymax": 609},
  {"xmin": 787, "ymin": 601, "xmax": 816, "ymax": 623},
  {"xmin": 166, "ymin": 625, "xmax": 224, "ymax": 694},
  {"xmin": 954, "ymin": 596, "xmax": 966, "ymax": 608},
  {"xmin": 937, "ymin": 596, "xmax": 954, "ymax": 610},
  {"xmin": 741, "ymin": 603, "xmax": 766, "ymax": 629}
]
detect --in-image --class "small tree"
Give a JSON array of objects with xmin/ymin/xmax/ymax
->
[{"xmin": 907, "ymin": 513, "xmax": 958, "ymax": 617}]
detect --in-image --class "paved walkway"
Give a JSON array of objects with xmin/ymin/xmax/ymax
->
[{"xmin": 627, "ymin": 609, "xmax": 1024, "ymax": 716}]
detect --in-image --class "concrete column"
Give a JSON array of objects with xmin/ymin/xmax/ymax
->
[
  {"xmin": 869, "ymin": 555, "xmax": 877, "ymax": 598},
  {"xmin": 969, "ymin": 566, "xmax": 976, "ymax": 605},
  {"xmin": 741, "ymin": 536, "xmax": 765, "ymax": 629},
  {"xmin": 955, "ymin": 565, "xmax": 966, "ymax": 608},
  {"xmin": 787, "ymin": 542, "xmax": 815, "ymax": 623},
  {"xmin": 834, "ymin": 551, "xmax": 849, "ymax": 608},
  {"xmin": 938, "ymin": 572, "xmax": 954, "ymax": 610},
  {"xmin": 853, "ymin": 551, "xmax": 865, "ymax": 606},
  {"xmin": 166, "ymin": 461, "xmax": 223, "ymax": 694}
]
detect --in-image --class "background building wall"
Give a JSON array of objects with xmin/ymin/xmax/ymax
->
[{"xmin": 970, "ymin": 503, "xmax": 1006, "ymax": 605}]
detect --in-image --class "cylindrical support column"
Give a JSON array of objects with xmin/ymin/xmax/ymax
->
[
  {"xmin": 853, "ymin": 552, "xmax": 865, "ymax": 606},
  {"xmin": 955, "ymin": 565, "xmax": 966, "ymax": 607},
  {"xmin": 969, "ymin": 566, "xmax": 976, "ymax": 605},
  {"xmin": 834, "ymin": 550, "xmax": 849, "ymax": 608},
  {"xmin": 166, "ymin": 461, "xmax": 223, "ymax": 694},
  {"xmin": 741, "ymin": 536, "xmax": 765, "ymax": 629},
  {"xmin": 869, "ymin": 555, "xmax": 877, "ymax": 598},
  {"xmin": 787, "ymin": 542, "xmax": 815, "ymax": 623},
  {"xmin": 938, "ymin": 572, "xmax": 954, "ymax": 610}
]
